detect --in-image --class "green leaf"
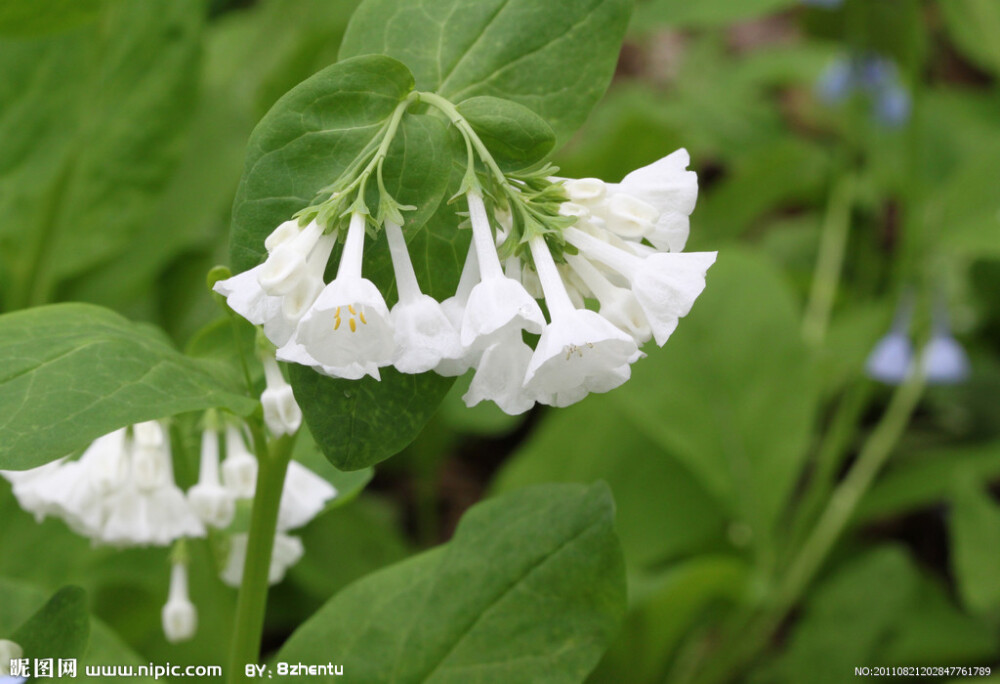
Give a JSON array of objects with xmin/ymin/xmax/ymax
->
[
  {"xmin": 0, "ymin": 0, "xmax": 100, "ymax": 36},
  {"xmin": 339, "ymin": 0, "xmax": 632, "ymax": 145},
  {"xmin": 948, "ymin": 472, "xmax": 1000, "ymax": 614},
  {"xmin": 858, "ymin": 442, "xmax": 1000, "ymax": 522},
  {"xmin": 940, "ymin": 0, "xmax": 1000, "ymax": 76},
  {"xmin": 11, "ymin": 586, "xmax": 90, "ymax": 665},
  {"xmin": 277, "ymin": 483, "xmax": 626, "ymax": 683},
  {"xmin": 595, "ymin": 556, "xmax": 750, "ymax": 683},
  {"xmin": 771, "ymin": 547, "xmax": 918, "ymax": 684},
  {"xmin": 292, "ymin": 426, "xmax": 374, "ymax": 505},
  {"xmin": 456, "ymin": 96, "xmax": 556, "ymax": 169},
  {"xmin": 289, "ymin": 365, "xmax": 454, "ymax": 471},
  {"xmin": 493, "ymin": 393, "xmax": 728, "ymax": 570},
  {"xmin": 0, "ymin": 303, "xmax": 257, "ymax": 470},
  {"xmin": 230, "ymin": 54, "xmax": 461, "ymax": 470},
  {"xmin": 610, "ymin": 250, "xmax": 818, "ymax": 556},
  {"xmin": 0, "ymin": 0, "xmax": 203, "ymax": 308},
  {"xmin": 631, "ymin": 0, "xmax": 797, "ymax": 29},
  {"xmin": 0, "ymin": 577, "xmax": 155, "ymax": 683}
]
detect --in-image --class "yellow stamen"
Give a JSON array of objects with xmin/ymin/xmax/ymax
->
[
  {"xmin": 349, "ymin": 318, "xmax": 357, "ymax": 332},
  {"xmin": 334, "ymin": 318, "xmax": 341, "ymax": 331},
  {"xmin": 348, "ymin": 305, "xmax": 357, "ymax": 315},
  {"xmin": 359, "ymin": 311, "xmax": 367, "ymax": 325}
]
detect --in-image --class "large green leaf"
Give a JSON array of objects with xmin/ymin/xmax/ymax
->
[
  {"xmin": 11, "ymin": 586, "xmax": 90, "ymax": 666},
  {"xmin": 492, "ymin": 393, "xmax": 728, "ymax": 571},
  {"xmin": 0, "ymin": 304, "xmax": 256, "ymax": 470},
  {"xmin": 940, "ymin": 0, "xmax": 1000, "ymax": 76},
  {"xmin": 0, "ymin": 0, "xmax": 100, "ymax": 36},
  {"xmin": 276, "ymin": 483, "xmax": 626, "ymax": 683},
  {"xmin": 948, "ymin": 472, "xmax": 1000, "ymax": 614},
  {"xmin": 229, "ymin": 54, "xmax": 462, "ymax": 470},
  {"xmin": 0, "ymin": 0, "xmax": 203, "ymax": 309},
  {"xmin": 769, "ymin": 547, "xmax": 918, "ymax": 684},
  {"xmin": 0, "ymin": 578, "xmax": 154, "ymax": 683},
  {"xmin": 594, "ymin": 555, "xmax": 750, "ymax": 683},
  {"xmin": 456, "ymin": 96, "xmax": 555, "ymax": 169},
  {"xmin": 611, "ymin": 250, "xmax": 819, "ymax": 559},
  {"xmin": 339, "ymin": 0, "xmax": 632, "ymax": 146}
]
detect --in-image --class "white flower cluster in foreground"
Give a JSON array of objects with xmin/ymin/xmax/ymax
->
[
  {"xmin": 215, "ymin": 149, "xmax": 717, "ymax": 414},
  {"xmin": 1, "ymin": 365, "xmax": 333, "ymax": 644},
  {"xmin": 0, "ymin": 422, "xmax": 202, "ymax": 546}
]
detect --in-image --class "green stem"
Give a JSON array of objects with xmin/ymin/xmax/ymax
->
[
  {"xmin": 785, "ymin": 380, "xmax": 873, "ymax": 556},
  {"xmin": 226, "ymin": 426, "xmax": 296, "ymax": 683},
  {"xmin": 416, "ymin": 91, "xmax": 508, "ymax": 188},
  {"xmin": 692, "ymin": 372, "xmax": 925, "ymax": 684},
  {"xmin": 802, "ymin": 173, "xmax": 856, "ymax": 346}
]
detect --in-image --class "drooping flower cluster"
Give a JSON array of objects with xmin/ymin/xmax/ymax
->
[
  {"xmin": 817, "ymin": 52, "xmax": 911, "ymax": 127},
  {"xmin": 215, "ymin": 149, "xmax": 716, "ymax": 415},
  {"xmin": 866, "ymin": 292, "xmax": 970, "ymax": 385},
  {"xmin": 0, "ymin": 421, "xmax": 203, "ymax": 547},
  {"xmin": 0, "ymin": 361, "xmax": 334, "ymax": 644}
]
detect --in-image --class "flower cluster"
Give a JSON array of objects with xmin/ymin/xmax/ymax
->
[
  {"xmin": 866, "ymin": 294, "xmax": 970, "ymax": 385},
  {"xmin": 0, "ymin": 360, "xmax": 334, "ymax": 644},
  {"xmin": 0, "ymin": 421, "xmax": 202, "ymax": 547},
  {"xmin": 817, "ymin": 53, "xmax": 911, "ymax": 127},
  {"xmin": 215, "ymin": 149, "xmax": 717, "ymax": 415}
]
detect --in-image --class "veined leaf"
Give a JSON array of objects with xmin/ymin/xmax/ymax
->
[{"xmin": 0, "ymin": 304, "xmax": 256, "ymax": 470}]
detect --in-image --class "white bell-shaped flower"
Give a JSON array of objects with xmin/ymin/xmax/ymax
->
[
  {"xmin": 220, "ymin": 532, "xmax": 304, "ymax": 587},
  {"xmin": 187, "ymin": 430, "xmax": 236, "ymax": 529},
  {"xmin": 436, "ymin": 246, "xmax": 484, "ymax": 377},
  {"xmin": 257, "ymin": 220, "xmax": 324, "ymax": 296},
  {"xmin": 162, "ymin": 562, "xmax": 197, "ymax": 644},
  {"xmin": 222, "ymin": 427, "xmax": 257, "ymax": 499},
  {"xmin": 611, "ymin": 149, "xmax": 698, "ymax": 252},
  {"xmin": 290, "ymin": 213, "xmax": 394, "ymax": 377},
  {"xmin": 260, "ymin": 355, "xmax": 302, "ymax": 436},
  {"xmin": 212, "ymin": 220, "xmax": 303, "ymax": 329},
  {"xmin": 460, "ymin": 191, "xmax": 545, "ymax": 347},
  {"xmin": 277, "ymin": 461, "xmax": 337, "ymax": 531},
  {"xmin": 385, "ymin": 220, "xmax": 462, "ymax": 374},
  {"xmin": 463, "ymin": 328, "xmax": 538, "ymax": 416},
  {"xmin": 101, "ymin": 426, "xmax": 205, "ymax": 547},
  {"xmin": 0, "ymin": 640, "xmax": 23, "ymax": 677},
  {"xmin": 0, "ymin": 459, "xmax": 67, "ymax": 524},
  {"xmin": 42, "ymin": 429, "xmax": 131, "ymax": 537},
  {"xmin": 566, "ymin": 254, "xmax": 652, "ymax": 343},
  {"xmin": 523, "ymin": 237, "xmax": 638, "ymax": 406},
  {"xmin": 564, "ymin": 227, "xmax": 716, "ymax": 346}
]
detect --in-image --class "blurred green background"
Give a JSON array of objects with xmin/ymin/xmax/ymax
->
[{"xmin": 1, "ymin": 0, "xmax": 999, "ymax": 682}]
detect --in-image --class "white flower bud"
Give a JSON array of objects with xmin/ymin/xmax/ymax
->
[
  {"xmin": 162, "ymin": 563, "xmax": 197, "ymax": 644},
  {"xmin": 260, "ymin": 356, "xmax": 302, "ymax": 436},
  {"xmin": 0, "ymin": 639, "xmax": 23, "ymax": 676},
  {"xmin": 222, "ymin": 428, "xmax": 257, "ymax": 499},
  {"xmin": 563, "ymin": 178, "xmax": 606, "ymax": 205},
  {"xmin": 264, "ymin": 219, "xmax": 301, "ymax": 252},
  {"xmin": 188, "ymin": 430, "xmax": 235, "ymax": 529},
  {"xmin": 606, "ymin": 193, "xmax": 659, "ymax": 238}
]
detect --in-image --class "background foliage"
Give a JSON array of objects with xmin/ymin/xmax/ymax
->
[{"xmin": 1, "ymin": 0, "xmax": 999, "ymax": 682}]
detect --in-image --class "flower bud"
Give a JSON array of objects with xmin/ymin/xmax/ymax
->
[
  {"xmin": 606, "ymin": 194, "xmax": 659, "ymax": 238},
  {"xmin": 162, "ymin": 563, "xmax": 197, "ymax": 644},
  {"xmin": 0, "ymin": 639, "xmax": 23, "ymax": 676},
  {"xmin": 222, "ymin": 428, "xmax": 257, "ymax": 498}
]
